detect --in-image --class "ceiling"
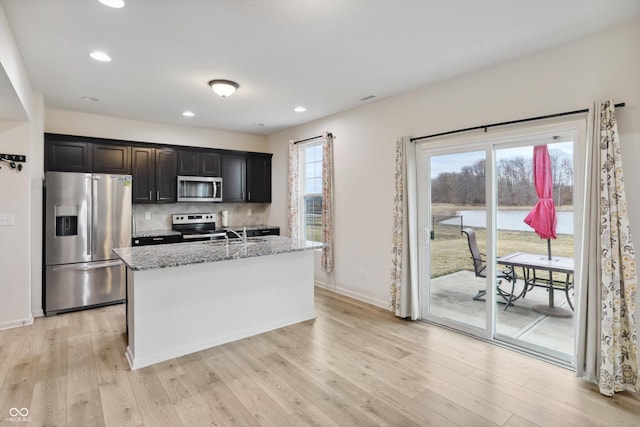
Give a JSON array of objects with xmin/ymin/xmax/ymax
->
[{"xmin": 2, "ymin": 0, "xmax": 639, "ymax": 135}]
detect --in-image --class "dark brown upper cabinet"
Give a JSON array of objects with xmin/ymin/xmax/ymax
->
[
  {"xmin": 246, "ymin": 154, "xmax": 272, "ymax": 203},
  {"xmin": 178, "ymin": 150, "xmax": 221, "ymax": 177},
  {"xmin": 221, "ymin": 153, "xmax": 246, "ymax": 202},
  {"xmin": 131, "ymin": 147, "xmax": 177, "ymax": 204},
  {"xmin": 221, "ymin": 153, "xmax": 272, "ymax": 203},
  {"xmin": 131, "ymin": 147, "xmax": 155, "ymax": 203},
  {"xmin": 44, "ymin": 133, "xmax": 271, "ymax": 204},
  {"xmin": 45, "ymin": 139, "xmax": 92, "ymax": 172},
  {"xmin": 92, "ymin": 143, "xmax": 131, "ymax": 174},
  {"xmin": 46, "ymin": 136, "xmax": 129, "ymax": 174}
]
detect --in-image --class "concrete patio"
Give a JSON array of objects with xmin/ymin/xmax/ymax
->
[{"xmin": 430, "ymin": 270, "xmax": 574, "ymax": 356}]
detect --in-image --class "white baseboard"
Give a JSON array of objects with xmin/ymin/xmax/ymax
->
[
  {"xmin": 31, "ymin": 309, "xmax": 44, "ymax": 318},
  {"xmin": 0, "ymin": 316, "xmax": 34, "ymax": 331},
  {"xmin": 314, "ymin": 280, "xmax": 389, "ymax": 310}
]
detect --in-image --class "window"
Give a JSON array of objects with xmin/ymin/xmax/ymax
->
[{"xmin": 300, "ymin": 142, "xmax": 323, "ymax": 242}]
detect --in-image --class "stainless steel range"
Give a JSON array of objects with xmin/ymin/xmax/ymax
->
[{"xmin": 172, "ymin": 213, "xmax": 226, "ymax": 241}]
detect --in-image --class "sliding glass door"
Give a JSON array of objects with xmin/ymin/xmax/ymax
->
[
  {"xmin": 423, "ymin": 149, "xmax": 493, "ymax": 337},
  {"xmin": 418, "ymin": 121, "xmax": 583, "ymax": 365}
]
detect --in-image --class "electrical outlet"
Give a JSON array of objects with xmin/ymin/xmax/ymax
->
[
  {"xmin": 247, "ymin": 209, "xmax": 252, "ymax": 216},
  {"xmin": 0, "ymin": 213, "xmax": 14, "ymax": 226},
  {"xmin": 144, "ymin": 212, "xmax": 151, "ymax": 220}
]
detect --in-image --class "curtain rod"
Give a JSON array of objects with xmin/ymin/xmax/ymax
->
[
  {"xmin": 410, "ymin": 102, "xmax": 626, "ymax": 143},
  {"xmin": 293, "ymin": 133, "xmax": 332, "ymax": 144}
]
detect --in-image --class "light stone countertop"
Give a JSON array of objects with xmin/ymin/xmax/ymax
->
[
  {"xmin": 132, "ymin": 229, "xmax": 182, "ymax": 238},
  {"xmin": 113, "ymin": 235, "xmax": 322, "ymax": 271}
]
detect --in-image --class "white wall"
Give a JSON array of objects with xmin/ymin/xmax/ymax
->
[
  {"xmin": 267, "ymin": 18, "xmax": 640, "ymax": 309},
  {"xmin": 29, "ymin": 94, "xmax": 44, "ymax": 317},
  {"xmin": 0, "ymin": 121, "xmax": 33, "ymax": 328},
  {"xmin": 0, "ymin": 5, "xmax": 31, "ymax": 120},
  {"xmin": 46, "ymin": 108, "xmax": 268, "ymax": 153},
  {"xmin": 0, "ymin": 4, "xmax": 38, "ymax": 329}
]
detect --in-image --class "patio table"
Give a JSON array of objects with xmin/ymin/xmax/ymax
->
[{"xmin": 497, "ymin": 252, "xmax": 574, "ymax": 318}]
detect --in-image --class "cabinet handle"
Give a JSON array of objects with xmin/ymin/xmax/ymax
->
[
  {"xmin": 242, "ymin": 191, "xmax": 245, "ymax": 201},
  {"xmin": 248, "ymin": 191, "xmax": 251, "ymax": 201},
  {"xmin": 157, "ymin": 190, "xmax": 160, "ymax": 200},
  {"xmin": 149, "ymin": 191, "xmax": 152, "ymax": 200}
]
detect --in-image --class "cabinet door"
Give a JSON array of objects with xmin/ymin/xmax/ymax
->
[
  {"xmin": 45, "ymin": 140, "xmax": 92, "ymax": 172},
  {"xmin": 221, "ymin": 154, "xmax": 246, "ymax": 202},
  {"xmin": 131, "ymin": 147, "xmax": 155, "ymax": 203},
  {"xmin": 250, "ymin": 227, "xmax": 280, "ymax": 237},
  {"xmin": 246, "ymin": 154, "xmax": 272, "ymax": 203},
  {"xmin": 177, "ymin": 150, "xmax": 199, "ymax": 176},
  {"xmin": 93, "ymin": 143, "xmax": 131, "ymax": 174},
  {"xmin": 155, "ymin": 149, "xmax": 177, "ymax": 203},
  {"xmin": 200, "ymin": 152, "xmax": 221, "ymax": 177}
]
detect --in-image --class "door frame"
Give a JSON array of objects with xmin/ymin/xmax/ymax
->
[{"xmin": 416, "ymin": 117, "xmax": 587, "ymax": 362}]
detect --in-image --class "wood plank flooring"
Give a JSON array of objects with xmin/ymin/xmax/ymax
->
[{"xmin": 1, "ymin": 287, "xmax": 638, "ymax": 426}]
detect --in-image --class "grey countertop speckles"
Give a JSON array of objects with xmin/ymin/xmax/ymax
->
[
  {"xmin": 113, "ymin": 235, "xmax": 321, "ymax": 271},
  {"xmin": 132, "ymin": 229, "xmax": 182, "ymax": 238}
]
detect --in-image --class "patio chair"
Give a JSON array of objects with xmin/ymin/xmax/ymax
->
[{"xmin": 462, "ymin": 228, "xmax": 518, "ymax": 310}]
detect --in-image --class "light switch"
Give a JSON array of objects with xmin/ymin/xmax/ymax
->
[
  {"xmin": 0, "ymin": 213, "xmax": 14, "ymax": 226},
  {"xmin": 145, "ymin": 212, "xmax": 151, "ymax": 220}
]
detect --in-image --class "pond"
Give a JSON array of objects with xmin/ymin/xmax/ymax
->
[{"xmin": 440, "ymin": 209, "xmax": 574, "ymax": 235}]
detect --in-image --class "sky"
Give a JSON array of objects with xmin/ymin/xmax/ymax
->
[{"xmin": 430, "ymin": 141, "xmax": 573, "ymax": 178}]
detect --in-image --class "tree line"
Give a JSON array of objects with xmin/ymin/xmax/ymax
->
[{"xmin": 431, "ymin": 151, "xmax": 573, "ymax": 206}]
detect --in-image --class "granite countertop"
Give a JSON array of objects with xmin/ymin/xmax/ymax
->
[
  {"xmin": 132, "ymin": 225, "xmax": 279, "ymax": 239},
  {"xmin": 132, "ymin": 229, "xmax": 182, "ymax": 238},
  {"xmin": 113, "ymin": 235, "xmax": 321, "ymax": 271},
  {"xmin": 223, "ymin": 224, "xmax": 280, "ymax": 231}
]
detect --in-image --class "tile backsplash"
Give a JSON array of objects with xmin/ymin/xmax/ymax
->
[{"xmin": 132, "ymin": 203, "xmax": 271, "ymax": 232}]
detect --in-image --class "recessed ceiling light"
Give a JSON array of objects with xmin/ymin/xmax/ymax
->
[
  {"xmin": 89, "ymin": 51, "xmax": 112, "ymax": 62},
  {"xmin": 182, "ymin": 111, "xmax": 195, "ymax": 117},
  {"xmin": 98, "ymin": 0, "xmax": 125, "ymax": 8},
  {"xmin": 82, "ymin": 96, "xmax": 99, "ymax": 102},
  {"xmin": 294, "ymin": 106, "xmax": 306, "ymax": 113}
]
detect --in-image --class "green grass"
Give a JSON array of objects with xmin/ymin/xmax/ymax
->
[{"xmin": 430, "ymin": 204, "xmax": 574, "ymax": 278}]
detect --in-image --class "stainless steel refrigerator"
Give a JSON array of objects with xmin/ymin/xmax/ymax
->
[{"xmin": 44, "ymin": 172, "xmax": 132, "ymax": 315}]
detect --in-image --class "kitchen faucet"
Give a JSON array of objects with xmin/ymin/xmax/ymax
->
[{"xmin": 225, "ymin": 227, "xmax": 247, "ymax": 245}]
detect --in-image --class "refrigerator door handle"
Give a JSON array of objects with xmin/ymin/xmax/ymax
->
[
  {"xmin": 92, "ymin": 176, "xmax": 98, "ymax": 258},
  {"xmin": 86, "ymin": 176, "xmax": 92, "ymax": 256},
  {"xmin": 51, "ymin": 260, "xmax": 124, "ymax": 272}
]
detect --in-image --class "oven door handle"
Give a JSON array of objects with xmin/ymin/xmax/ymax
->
[{"xmin": 182, "ymin": 232, "xmax": 227, "ymax": 240}]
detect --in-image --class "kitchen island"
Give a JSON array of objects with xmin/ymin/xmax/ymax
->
[{"xmin": 113, "ymin": 235, "xmax": 321, "ymax": 370}]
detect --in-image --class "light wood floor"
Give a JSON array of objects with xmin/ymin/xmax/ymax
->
[{"xmin": 1, "ymin": 288, "xmax": 638, "ymax": 426}]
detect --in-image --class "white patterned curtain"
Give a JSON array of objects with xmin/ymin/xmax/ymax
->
[
  {"xmin": 390, "ymin": 136, "xmax": 420, "ymax": 319},
  {"xmin": 287, "ymin": 140, "xmax": 300, "ymax": 240},
  {"xmin": 321, "ymin": 132, "xmax": 334, "ymax": 272},
  {"xmin": 577, "ymin": 100, "xmax": 639, "ymax": 396}
]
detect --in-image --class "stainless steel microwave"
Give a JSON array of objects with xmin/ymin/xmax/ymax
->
[{"xmin": 177, "ymin": 176, "xmax": 222, "ymax": 202}]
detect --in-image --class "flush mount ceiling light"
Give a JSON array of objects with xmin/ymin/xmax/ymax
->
[
  {"xmin": 208, "ymin": 79, "xmax": 239, "ymax": 98},
  {"xmin": 182, "ymin": 111, "xmax": 195, "ymax": 117},
  {"xmin": 294, "ymin": 106, "xmax": 306, "ymax": 113},
  {"xmin": 89, "ymin": 51, "xmax": 112, "ymax": 62},
  {"xmin": 98, "ymin": 0, "xmax": 125, "ymax": 8}
]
